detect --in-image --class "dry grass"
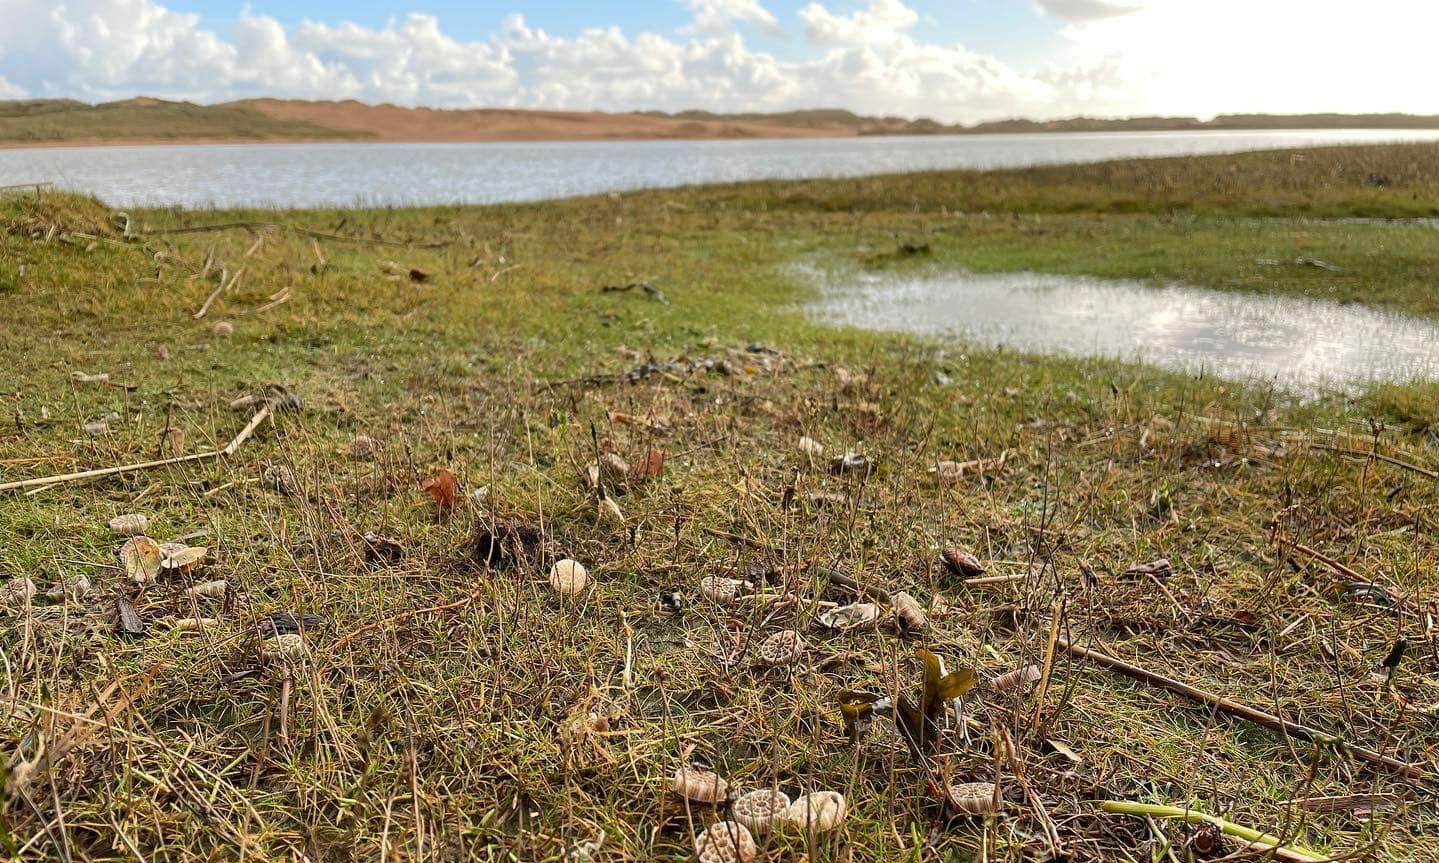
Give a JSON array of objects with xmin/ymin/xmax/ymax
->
[{"xmin": 1, "ymin": 149, "xmax": 1438, "ymax": 862}]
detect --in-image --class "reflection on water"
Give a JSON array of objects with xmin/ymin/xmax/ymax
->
[
  {"xmin": 3, "ymin": 128, "xmax": 1439, "ymax": 208},
  {"xmin": 807, "ymin": 268, "xmax": 1439, "ymax": 394}
]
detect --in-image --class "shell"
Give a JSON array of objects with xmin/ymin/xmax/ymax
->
[
  {"xmin": 160, "ymin": 543, "xmax": 208, "ymax": 573},
  {"xmin": 71, "ymin": 371, "xmax": 110, "ymax": 383},
  {"xmin": 119, "ymin": 535, "xmax": 164, "ymax": 584},
  {"xmin": 46, "ymin": 574, "xmax": 92, "ymax": 602},
  {"xmin": 264, "ymin": 463, "xmax": 297, "ymax": 495},
  {"xmin": 598, "ymin": 452, "xmax": 630, "ymax": 487},
  {"xmin": 83, "ymin": 420, "xmax": 111, "ymax": 436},
  {"xmin": 173, "ymin": 616, "xmax": 219, "ymax": 631},
  {"xmin": 700, "ymin": 576, "xmax": 744, "ymax": 606},
  {"xmin": 940, "ymin": 547, "xmax": 985, "ymax": 577},
  {"xmin": 185, "ymin": 580, "xmax": 227, "ymax": 599},
  {"xmin": 732, "ymin": 789, "xmax": 790, "ymax": 835},
  {"xmin": 549, "ymin": 559, "xmax": 591, "ymax": 596},
  {"xmin": 989, "ymin": 664, "xmax": 1041, "ymax": 693},
  {"xmin": 890, "ymin": 590, "xmax": 928, "ymax": 634},
  {"xmin": 348, "ymin": 435, "xmax": 379, "ymax": 458},
  {"xmin": 798, "ymin": 436, "xmax": 825, "ymax": 458},
  {"xmin": 945, "ymin": 781, "xmax": 1002, "ymax": 816},
  {"xmin": 260, "ymin": 633, "xmax": 308, "ymax": 665},
  {"xmin": 0, "ymin": 577, "xmax": 37, "ymax": 607},
  {"xmin": 671, "ymin": 765, "xmax": 730, "ymax": 803},
  {"xmin": 597, "ymin": 496, "xmax": 625, "ymax": 525},
  {"xmin": 817, "ymin": 602, "xmax": 881, "ymax": 632},
  {"xmin": 757, "ymin": 629, "xmax": 804, "ymax": 667},
  {"xmin": 108, "ymin": 513, "xmax": 149, "ymax": 536},
  {"xmin": 694, "ymin": 822, "xmax": 756, "ymax": 863},
  {"xmin": 213, "ymin": 321, "xmax": 234, "ymax": 336},
  {"xmin": 787, "ymin": 791, "xmax": 847, "ymax": 835}
]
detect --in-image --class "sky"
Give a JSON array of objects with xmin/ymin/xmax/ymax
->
[{"xmin": 0, "ymin": 0, "xmax": 1435, "ymax": 124}]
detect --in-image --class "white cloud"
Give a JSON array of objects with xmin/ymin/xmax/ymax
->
[
  {"xmin": 0, "ymin": 0, "xmax": 1434, "ymax": 124},
  {"xmin": 0, "ymin": 75, "xmax": 26, "ymax": 99},
  {"xmin": 798, "ymin": 0, "xmax": 919, "ymax": 45},
  {"xmin": 686, "ymin": 0, "xmax": 781, "ymax": 34},
  {"xmin": 1033, "ymin": 0, "xmax": 1140, "ymax": 22}
]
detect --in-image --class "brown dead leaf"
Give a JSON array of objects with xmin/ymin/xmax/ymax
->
[
  {"xmin": 630, "ymin": 448, "xmax": 665, "ymax": 479},
  {"xmin": 421, "ymin": 469, "xmax": 457, "ymax": 510}
]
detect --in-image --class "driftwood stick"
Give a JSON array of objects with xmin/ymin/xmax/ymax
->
[
  {"xmin": 1288, "ymin": 542, "xmax": 1367, "ymax": 583},
  {"xmin": 0, "ymin": 405, "xmax": 272, "ymax": 493},
  {"xmin": 148, "ymin": 220, "xmax": 449, "ymax": 249},
  {"xmin": 1312, "ymin": 443, "xmax": 1438, "ymax": 480},
  {"xmin": 1057, "ymin": 637, "xmax": 1433, "ymax": 783},
  {"xmin": 193, "ymin": 267, "xmax": 230, "ymax": 319},
  {"xmin": 817, "ymin": 566, "xmax": 893, "ymax": 604}
]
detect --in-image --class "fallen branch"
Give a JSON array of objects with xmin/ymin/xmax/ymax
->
[
  {"xmin": 0, "ymin": 404, "xmax": 272, "ymax": 493},
  {"xmin": 1058, "ymin": 636, "xmax": 1434, "ymax": 783},
  {"xmin": 1312, "ymin": 443, "xmax": 1438, "ymax": 480}
]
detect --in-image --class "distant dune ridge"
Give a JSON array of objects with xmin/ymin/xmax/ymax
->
[{"xmin": 4, "ymin": 97, "xmax": 1439, "ymax": 147}]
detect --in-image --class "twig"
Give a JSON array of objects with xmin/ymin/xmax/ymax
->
[
  {"xmin": 327, "ymin": 588, "xmax": 483, "ymax": 654},
  {"xmin": 193, "ymin": 267, "xmax": 230, "ymax": 319},
  {"xmin": 1059, "ymin": 637, "xmax": 1433, "ymax": 783},
  {"xmin": 1101, "ymin": 801, "xmax": 1326, "ymax": 862},
  {"xmin": 1312, "ymin": 443, "xmax": 1438, "ymax": 480},
  {"xmin": 0, "ymin": 404, "xmax": 272, "ymax": 493}
]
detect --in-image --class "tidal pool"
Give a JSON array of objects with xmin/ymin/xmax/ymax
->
[{"xmin": 807, "ymin": 268, "xmax": 1439, "ymax": 394}]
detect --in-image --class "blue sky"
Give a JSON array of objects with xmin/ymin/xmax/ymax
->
[
  {"xmin": 166, "ymin": 1, "xmax": 1065, "ymax": 62},
  {"xmin": 1, "ymin": 0, "xmax": 1435, "ymax": 122}
]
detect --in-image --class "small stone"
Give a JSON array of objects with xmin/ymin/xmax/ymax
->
[
  {"xmin": 214, "ymin": 321, "xmax": 234, "ymax": 337},
  {"xmin": 264, "ymin": 463, "xmax": 297, "ymax": 495},
  {"xmin": 788, "ymin": 791, "xmax": 847, "ymax": 835},
  {"xmin": 108, "ymin": 513, "xmax": 149, "ymax": 536},
  {"xmin": 695, "ymin": 822, "xmax": 756, "ymax": 863},
  {"xmin": 757, "ymin": 629, "xmax": 804, "ymax": 667},
  {"xmin": 549, "ymin": 559, "xmax": 591, "ymax": 596}
]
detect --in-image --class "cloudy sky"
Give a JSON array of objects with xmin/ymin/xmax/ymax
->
[{"xmin": 0, "ymin": 0, "xmax": 1434, "ymax": 123}]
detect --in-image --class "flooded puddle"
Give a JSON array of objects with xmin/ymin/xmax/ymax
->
[{"xmin": 807, "ymin": 268, "xmax": 1439, "ymax": 394}]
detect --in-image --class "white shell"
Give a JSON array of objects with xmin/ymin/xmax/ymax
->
[
  {"xmin": 671, "ymin": 765, "xmax": 730, "ymax": 803},
  {"xmin": 946, "ymin": 781, "xmax": 1002, "ymax": 816},
  {"xmin": 71, "ymin": 371, "xmax": 110, "ymax": 383},
  {"xmin": 818, "ymin": 602, "xmax": 881, "ymax": 632},
  {"xmin": 46, "ymin": 574, "xmax": 92, "ymax": 602},
  {"xmin": 0, "ymin": 577, "xmax": 37, "ymax": 607},
  {"xmin": 757, "ymin": 629, "xmax": 804, "ymax": 667},
  {"xmin": 787, "ymin": 791, "xmax": 847, "ymax": 835},
  {"xmin": 798, "ymin": 436, "xmax": 825, "ymax": 457},
  {"xmin": 261, "ymin": 633, "xmax": 308, "ymax": 665},
  {"xmin": 732, "ymin": 789, "xmax": 790, "ymax": 835},
  {"xmin": 214, "ymin": 321, "xmax": 234, "ymax": 336},
  {"xmin": 108, "ymin": 513, "xmax": 149, "ymax": 536},
  {"xmin": 119, "ymin": 535, "xmax": 163, "ymax": 584},
  {"xmin": 695, "ymin": 822, "xmax": 756, "ymax": 863},
  {"xmin": 160, "ymin": 543, "xmax": 208, "ymax": 573},
  {"xmin": 549, "ymin": 559, "xmax": 591, "ymax": 595},
  {"xmin": 348, "ymin": 435, "xmax": 378, "ymax": 458},
  {"xmin": 989, "ymin": 665, "xmax": 1041, "ymax": 693},
  {"xmin": 700, "ymin": 576, "xmax": 744, "ymax": 606},
  {"xmin": 185, "ymin": 580, "xmax": 227, "ymax": 599}
]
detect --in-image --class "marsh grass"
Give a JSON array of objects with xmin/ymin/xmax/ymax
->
[{"xmin": 1, "ymin": 146, "xmax": 1438, "ymax": 861}]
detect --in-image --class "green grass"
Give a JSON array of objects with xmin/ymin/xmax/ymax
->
[
  {"xmin": 0, "ymin": 98, "xmax": 372, "ymax": 144},
  {"xmin": 2, "ymin": 146, "xmax": 1438, "ymax": 862}
]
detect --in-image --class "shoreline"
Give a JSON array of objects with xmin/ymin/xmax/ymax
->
[{"xmin": 8, "ymin": 126, "xmax": 1439, "ymax": 152}]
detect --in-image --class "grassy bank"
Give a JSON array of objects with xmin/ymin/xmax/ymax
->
[{"xmin": 2, "ymin": 146, "xmax": 1438, "ymax": 862}]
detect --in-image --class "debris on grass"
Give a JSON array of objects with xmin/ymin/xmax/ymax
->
[
  {"xmin": 732, "ymin": 789, "xmax": 790, "ymax": 835},
  {"xmin": 549, "ymin": 558, "xmax": 591, "ymax": 595},
  {"xmin": 788, "ymin": 790, "xmax": 848, "ymax": 836},
  {"xmin": 108, "ymin": 513, "xmax": 149, "ymax": 536},
  {"xmin": 672, "ymin": 765, "xmax": 730, "ymax": 804},
  {"xmin": 694, "ymin": 822, "xmax": 755, "ymax": 863}
]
